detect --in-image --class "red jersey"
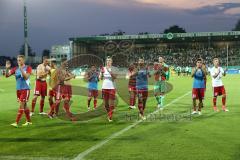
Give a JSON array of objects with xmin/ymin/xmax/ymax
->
[
  {"xmin": 128, "ymin": 71, "xmax": 136, "ymax": 87},
  {"xmin": 128, "ymin": 65, "xmax": 137, "ymax": 87},
  {"xmin": 154, "ymin": 64, "xmax": 168, "ymax": 81}
]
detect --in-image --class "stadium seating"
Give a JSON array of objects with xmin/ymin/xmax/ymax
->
[{"xmin": 127, "ymin": 47, "xmax": 240, "ymax": 67}]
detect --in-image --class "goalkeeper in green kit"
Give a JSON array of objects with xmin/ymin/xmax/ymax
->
[{"xmin": 153, "ymin": 57, "xmax": 170, "ymax": 110}]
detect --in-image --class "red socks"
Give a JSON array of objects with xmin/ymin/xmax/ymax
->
[
  {"xmin": 16, "ymin": 108, "xmax": 24, "ymax": 124},
  {"xmin": 138, "ymin": 102, "xmax": 144, "ymax": 115},
  {"xmin": 64, "ymin": 101, "xmax": 72, "ymax": 118},
  {"xmin": 130, "ymin": 94, "xmax": 136, "ymax": 106},
  {"xmin": 213, "ymin": 96, "xmax": 226, "ymax": 107},
  {"xmin": 49, "ymin": 103, "xmax": 56, "ymax": 116},
  {"xmin": 40, "ymin": 99, "xmax": 44, "ymax": 112},
  {"xmin": 55, "ymin": 102, "xmax": 60, "ymax": 115},
  {"xmin": 49, "ymin": 98, "xmax": 53, "ymax": 107},
  {"xmin": 222, "ymin": 96, "xmax": 226, "ymax": 106},
  {"xmin": 87, "ymin": 99, "xmax": 91, "ymax": 108},
  {"xmin": 24, "ymin": 108, "xmax": 31, "ymax": 122},
  {"xmin": 32, "ymin": 98, "xmax": 45, "ymax": 113},
  {"xmin": 16, "ymin": 108, "xmax": 31, "ymax": 124},
  {"xmin": 88, "ymin": 98, "xmax": 97, "ymax": 109},
  {"xmin": 94, "ymin": 99, "xmax": 97, "ymax": 109},
  {"xmin": 108, "ymin": 105, "xmax": 114, "ymax": 119},
  {"xmin": 31, "ymin": 99, "xmax": 36, "ymax": 112},
  {"xmin": 213, "ymin": 97, "xmax": 217, "ymax": 107}
]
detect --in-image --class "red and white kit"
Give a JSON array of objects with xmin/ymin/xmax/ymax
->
[
  {"xmin": 210, "ymin": 67, "xmax": 226, "ymax": 97},
  {"xmin": 101, "ymin": 67, "xmax": 116, "ymax": 120},
  {"xmin": 210, "ymin": 66, "xmax": 227, "ymax": 111},
  {"xmin": 34, "ymin": 64, "xmax": 51, "ymax": 96}
]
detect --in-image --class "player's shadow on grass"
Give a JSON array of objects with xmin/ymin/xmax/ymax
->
[{"xmin": 0, "ymin": 137, "xmax": 103, "ymax": 142}]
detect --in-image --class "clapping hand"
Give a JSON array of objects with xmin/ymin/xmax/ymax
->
[{"xmin": 5, "ymin": 61, "xmax": 11, "ymax": 69}]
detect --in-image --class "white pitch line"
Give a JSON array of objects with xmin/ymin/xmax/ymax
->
[{"xmin": 73, "ymin": 91, "xmax": 191, "ymax": 160}]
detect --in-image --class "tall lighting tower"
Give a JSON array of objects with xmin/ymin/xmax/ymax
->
[{"xmin": 23, "ymin": 0, "xmax": 28, "ymax": 59}]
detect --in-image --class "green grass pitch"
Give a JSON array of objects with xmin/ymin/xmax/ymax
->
[{"xmin": 0, "ymin": 75, "xmax": 239, "ymax": 160}]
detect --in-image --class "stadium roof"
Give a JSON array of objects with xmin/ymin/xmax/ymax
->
[{"xmin": 69, "ymin": 31, "xmax": 240, "ymax": 43}]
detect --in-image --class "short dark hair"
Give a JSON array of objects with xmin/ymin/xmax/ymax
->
[
  {"xmin": 213, "ymin": 58, "xmax": 219, "ymax": 62},
  {"xmin": 42, "ymin": 56, "xmax": 49, "ymax": 61},
  {"xmin": 196, "ymin": 58, "xmax": 202, "ymax": 62},
  {"xmin": 61, "ymin": 58, "xmax": 67, "ymax": 63},
  {"xmin": 51, "ymin": 60, "xmax": 57, "ymax": 64},
  {"xmin": 17, "ymin": 55, "xmax": 25, "ymax": 59}
]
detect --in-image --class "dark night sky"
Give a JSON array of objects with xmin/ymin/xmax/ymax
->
[{"xmin": 0, "ymin": 0, "xmax": 240, "ymax": 57}]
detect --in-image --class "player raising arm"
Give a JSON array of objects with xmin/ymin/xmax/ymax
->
[
  {"xmin": 47, "ymin": 59, "xmax": 58, "ymax": 118},
  {"xmin": 31, "ymin": 57, "xmax": 51, "ymax": 116},
  {"xmin": 5, "ymin": 55, "xmax": 32, "ymax": 127},
  {"xmin": 202, "ymin": 62, "xmax": 208, "ymax": 92},
  {"xmin": 54, "ymin": 59, "xmax": 76, "ymax": 120},
  {"xmin": 100, "ymin": 57, "xmax": 117, "ymax": 122},
  {"xmin": 191, "ymin": 58, "xmax": 206, "ymax": 115},
  {"xmin": 153, "ymin": 57, "xmax": 169, "ymax": 110},
  {"xmin": 210, "ymin": 58, "xmax": 229, "ymax": 112},
  {"xmin": 85, "ymin": 64, "xmax": 99, "ymax": 111},
  {"xmin": 127, "ymin": 63, "xmax": 137, "ymax": 109},
  {"xmin": 136, "ymin": 58, "xmax": 151, "ymax": 120}
]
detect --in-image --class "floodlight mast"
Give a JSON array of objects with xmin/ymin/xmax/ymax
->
[{"xmin": 23, "ymin": 0, "xmax": 28, "ymax": 60}]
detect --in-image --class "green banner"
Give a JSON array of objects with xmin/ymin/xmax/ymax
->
[{"xmin": 104, "ymin": 31, "xmax": 240, "ymax": 40}]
